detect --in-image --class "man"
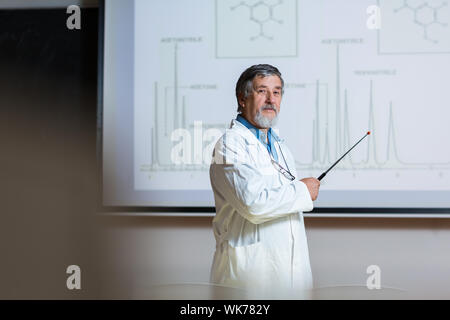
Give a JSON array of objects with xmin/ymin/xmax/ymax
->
[{"xmin": 209, "ymin": 64, "xmax": 320, "ymax": 298}]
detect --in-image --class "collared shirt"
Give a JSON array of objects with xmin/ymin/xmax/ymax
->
[{"xmin": 236, "ymin": 114, "xmax": 278, "ymax": 162}]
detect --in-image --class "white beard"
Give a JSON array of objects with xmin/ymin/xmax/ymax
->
[{"xmin": 253, "ymin": 105, "xmax": 278, "ymax": 128}]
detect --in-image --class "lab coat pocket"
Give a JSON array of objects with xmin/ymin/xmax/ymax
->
[{"xmin": 227, "ymin": 241, "xmax": 268, "ymax": 287}]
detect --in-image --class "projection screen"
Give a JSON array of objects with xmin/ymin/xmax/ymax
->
[{"xmin": 102, "ymin": 0, "xmax": 450, "ymax": 213}]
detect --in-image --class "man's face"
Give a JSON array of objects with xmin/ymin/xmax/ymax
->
[{"xmin": 239, "ymin": 75, "xmax": 282, "ymax": 129}]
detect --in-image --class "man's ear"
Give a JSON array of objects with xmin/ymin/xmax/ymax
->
[{"xmin": 238, "ymin": 95, "xmax": 245, "ymax": 108}]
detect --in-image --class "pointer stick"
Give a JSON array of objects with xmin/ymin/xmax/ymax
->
[{"xmin": 318, "ymin": 131, "xmax": 371, "ymax": 181}]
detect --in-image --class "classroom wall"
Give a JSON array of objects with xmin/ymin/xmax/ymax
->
[
  {"xmin": 0, "ymin": 7, "xmax": 100, "ymax": 299},
  {"xmin": 97, "ymin": 215, "xmax": 450, "ymax": 299}
]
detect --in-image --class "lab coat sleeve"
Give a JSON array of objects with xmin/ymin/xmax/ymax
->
[{"xmin": 210, "ymin": 134, "xmax": 314, "ymax": 224}]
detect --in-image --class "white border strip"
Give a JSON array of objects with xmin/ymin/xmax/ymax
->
[{"xmin": 96, "ymin": 212, "xmax": 450, "ymax": 218}]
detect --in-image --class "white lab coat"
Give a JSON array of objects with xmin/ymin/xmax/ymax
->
[{"xmin": 209, "ymin": 119, "xmax": 314, "ymax": 298}]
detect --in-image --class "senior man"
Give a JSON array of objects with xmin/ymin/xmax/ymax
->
[{"xmin": 208, "ymin": 64, "xmax": 320, "ymax": 298}]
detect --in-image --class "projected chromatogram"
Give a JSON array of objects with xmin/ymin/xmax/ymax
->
[
  {"xmin": 128, "ymin": 0, "xmax": 450, "ymax": 198},
  {"xmin": 295, "ymin": 44, "xmax": 450, "ymax": 172}
]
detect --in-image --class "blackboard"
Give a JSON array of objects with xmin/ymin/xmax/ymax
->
[{"xmin": 0, "ymin": 7, "xmax": 100, "ymax": 298}]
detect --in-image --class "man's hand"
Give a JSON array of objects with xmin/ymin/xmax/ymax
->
[{"xmin": 300, "ymin": 177, "xmax": 320, "ymax": 201}]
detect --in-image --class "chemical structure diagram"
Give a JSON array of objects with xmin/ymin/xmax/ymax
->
[
  {"xmin": 394, "ymin": 0, "xmax": 448, "ymax": 43},
  {"xmin": 230, "ymin": 0, "xmax": 284, "ymax": 41}
]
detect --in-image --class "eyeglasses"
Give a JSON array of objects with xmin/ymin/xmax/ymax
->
[{"xmin": 271, "ymin": 158, "xmax": 295, "ymax": 181}]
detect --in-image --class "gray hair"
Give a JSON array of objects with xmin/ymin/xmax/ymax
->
[{"xmin": 235, "ymin": 64, "xmax": 284, "ymax": 113}]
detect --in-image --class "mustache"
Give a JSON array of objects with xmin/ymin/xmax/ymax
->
[{"xmin": 261, "ymin": 105, "xmax": 277, "ymax": 113}]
